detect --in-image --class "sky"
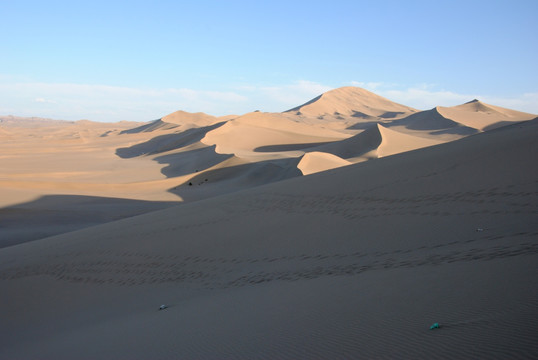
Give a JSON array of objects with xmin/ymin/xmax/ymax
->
[{"xmin": 1, "ymin": 0, "xmax": 537, "ymax": 122}]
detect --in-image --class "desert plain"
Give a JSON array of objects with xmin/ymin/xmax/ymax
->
[{"xmin": 0, "ymin": 87, "xmax": 537, "ymax": 359}]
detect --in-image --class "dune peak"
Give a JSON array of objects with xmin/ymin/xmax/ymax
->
[
  {"xmin": 161, "ymin": 110, "xmax": 217, "ymax": 127},
  {"xmin": 285, "ymin": 86, "xmax": 416, "ymax": 119}
]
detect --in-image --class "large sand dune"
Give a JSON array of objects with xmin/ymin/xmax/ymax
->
[
  {"xmin": 286, "ymin": 86, "xmax": 417, "ymax": 119},
  {"xmin": 0, "ymin": 117, "xmax": 536, "ymax": 359}
]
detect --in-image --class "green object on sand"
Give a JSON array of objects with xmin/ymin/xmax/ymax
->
[{"xmin": 430, "ymin": 323, "xmax": 440, "ymax": 330}]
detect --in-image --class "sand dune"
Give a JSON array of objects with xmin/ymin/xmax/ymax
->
[
  {"xmin": 390, "ymin": 100, "xmax": 536, "ymax": 137},
  {"xmin": 201, "ymin": 111, "xmax": 346, "ymax": 157},
  {"xmin": 0, "ymin": 119, "xmax": 536, "ymax": 359},
  {"xmin": 120, "ymin": 110, "xmax": 226, "ymax": 135},
  {"xmin": 0, "ymin": 118, "xmax": 183, "ymax": 242},
  {"xmin": 168, "ymin": 155, "xmax": 302, "ymax": 202},
  {"xmin": 387, "ymin": 107, "xmax": 479, "ymax": 136},
  {"xmin": 1, "ymin": 88, "xmax": 536, "ymax": 245},
  {"xmin": 297, "ymin": 151, "xmax": 351, "ymax": 175},
  {"xmin": 1, "ymin": 92, "xmax": 537, "ymax": 359},
  {"xmin": 120, "ymin": 119, "xmax": 181, "ymax": 134},
  {"xmin": 117, "ymin": 122, "xmax": 226, "ymax": 157},
  {"xmin": 286, "ymin": 86, "xmax": 417, "ymax": 119},
  {"xmin": 376, "ymin": 124, "xmax": 445, "ymax": 157},
  {"xmin": 161, "ymin": 110, "xmax": 219, "ymax": 127},
  {"xmin": 437, "ymin": 100, "xmax": 536, "ymax": 131},
  {"xmin": 304, "ymin": 123, "xmax": 444, "ymax": 167},
  {"xmin": 307, "ymin": 123, "xmax": 382, "ymax": 161}
]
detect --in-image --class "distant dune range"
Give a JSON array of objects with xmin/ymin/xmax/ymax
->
[
  {"xmin": 0, "ymin": 87, "xmax": 537, "ymax": 358},
  {"xmin": 1, "ymin": 87, "xmax": 534, "ymax": 245}
]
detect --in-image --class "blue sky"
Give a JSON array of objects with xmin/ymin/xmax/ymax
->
[{"xmin": 1, "ymin": 0, "xmax": 537, "ymax": 122}]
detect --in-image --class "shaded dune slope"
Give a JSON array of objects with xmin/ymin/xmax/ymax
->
[
  {"xmin": 389, "ymin": 107, "xmax": 479, "ymax": 135},
  {"xmin": 169, "ymin": 156, "xmax": 302, "ymax": 201},
  {"xmin": 116, "ymin": 122, "xmax": 226, "ymax": 158},
  {"xmin": 305, "ymin": 123, "xmax": 443, "ymax": 163},
  {"xmin": 438, "ymin": 100, "xmax": 536, "ymax": 131},
  {"xmin": 0, "ymin": 195, "xmax": 177, "ymax": 248},
  {"xmin": 119, "ymin": 119, "xmax": 180, "ymax": 134},
  {"xmin": 201, "ymin": 111, "xmax": 345, "ymax": 155},
  {"xmin": 154, "ymin": 145, "xmax": 233, "ymax": 178},
  {"xmin": 310, "ymin": 123, "xmax": 383, "ymax": 160}
]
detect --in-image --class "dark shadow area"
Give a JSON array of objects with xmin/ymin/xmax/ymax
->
[
  {"xmin": 482, "ymin": 118, "xmax": 537, "ymax": 133},
  {"xmin": 119, "ymin": 119, "xmax": 178, "ymax": 134},
  {"xmin": 154, "ymin": 145, "xmax": 233, "ymax": 177},
  {"xmin": 351, "ymin": 111, "xmax": 376, "ymax": 119},
  {"xmin": 430, "ymin": 127, "xmax": 479, "ymax": 136},
  {"xmin": 0, "ymin": 195, "xmax": 179, "ymax": 248},
  {"xmin": 254, "ymin": 141, "xmax": 337, "ymax": 153},
  {"xmin": 384, "ymin": 109, "xmax": 477, "ymax": 135},
  {"xmin": 116, "ymin": 122, "xmax": 226, "ymax": 158},
  {"xmin": 169, "ymin": 157, "xmax": 302, "ymax": 202},
  {"xmin": 383, "ymin": 109, "xmax": 480, "ymax": 136},
  {"xmin": 311, "ymin": 124, "xmax": 382, "ymax": 159},
  {"xmin": 346, "ymin": 121, "xmax": 382, "ymax": 130},
  {"xmin": 378, "ymin": 111, "xmax": 405, "ymax": 119},
  {"xmin": 482, "ymin": 121, "xmax": 518, "ymax": 132},
  {"xmin": 385, "ymin": 109, "xmax": 458, "ymax": 131}
]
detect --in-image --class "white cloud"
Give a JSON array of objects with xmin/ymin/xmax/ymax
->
[
  {"xmin": 1, "ymin": 79, "xmax": 536, "ymax": 122},
  {"xmin": 381, "ymin": 88, "xmax": 472, "ymax": 110},
  {"xmin": 34, "ymin": 97, "xmax": 56, "ymax": 104},
  {"xmin": 236, "ymin": 80, "xmax": 334, "ymax": 112},
  {"xmin": 0, "ymin": 82, "xmax": 249, "ymax": 122},
  {"xmin": 480, "ymin": 92, "xmax": 538, "ymax": 114},
  {"xmin": 350, "ymin": 81, "xmax": 538, "ymax": 114}
]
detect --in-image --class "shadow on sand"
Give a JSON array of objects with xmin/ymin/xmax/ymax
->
[
  {"xmin": 168, "ymin": 157, "xmax": 302, "ymax": 202},
  {"xmin": 253, "ymin": 141, "xmax": 336, "ymax": 153},
  {"xmin": 154, "ymin": 146, "xmax": 233, "ymax": 177},
  {"xmin": 0, "ymin": 195, "xmax": 178, "ymax": 248},
  {"xmin": 116, "ymin": 122, "xmax": 226, "ymax": 158}
]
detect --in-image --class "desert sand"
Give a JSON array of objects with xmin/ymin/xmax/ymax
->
[{"xmin": 0, "ymin": 87, "xmax": 537, "ymax": 358}]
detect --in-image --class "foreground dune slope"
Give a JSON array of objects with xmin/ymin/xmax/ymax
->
[{"xmin": 0, "ymin": 119, "xmax": 536, "ymax": 359}]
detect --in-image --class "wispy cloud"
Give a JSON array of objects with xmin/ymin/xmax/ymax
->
[
  {"xmin": 34, "ymin": 97, "xmax": 56, "ymax": 104},
  {"xmin": 351, "ymin": 81, "xmax": 538, "ymax": 114},
  {"xmin": 0, "ymin": 79, "xmax": 536, "ymax": 122},
  {"xmin": 0, "ymin": 79, "xmax": 335, "ymax": 121},
  {"xmin": 0, "ymin": 82, "xmax": 249, "ymax": 122},
  {"xmin": 230, "ymin": 80, "xmax": 334, "ymax": 113}
]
